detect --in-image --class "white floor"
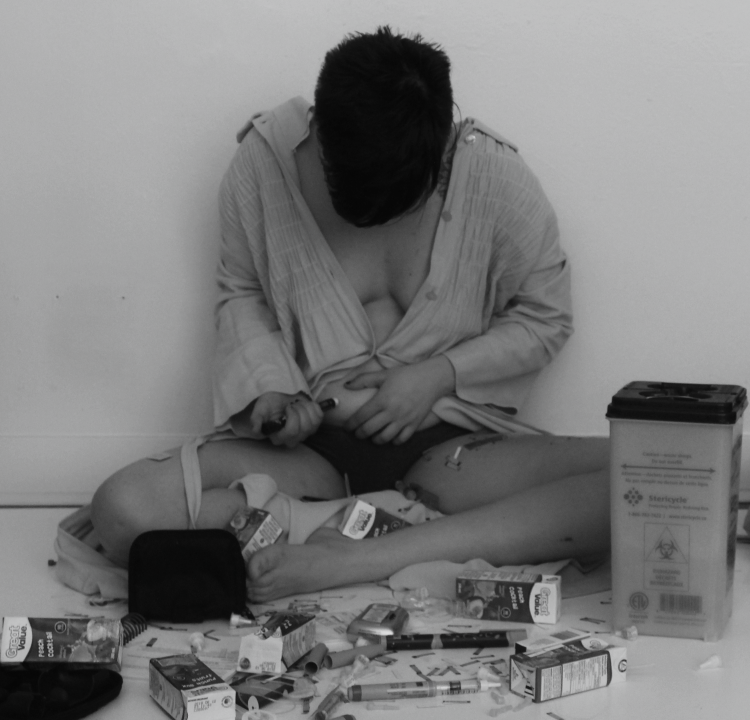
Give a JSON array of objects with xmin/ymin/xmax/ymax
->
[{"xmin": 1, "ymin": 507, "xmax": 749, "ymax": 719}]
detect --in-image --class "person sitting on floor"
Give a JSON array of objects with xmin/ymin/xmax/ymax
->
[{"xmin": 91, "ymin": 26, "xmax": 610, "ymax": 601}]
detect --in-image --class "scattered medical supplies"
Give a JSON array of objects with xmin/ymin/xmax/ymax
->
[
  {"xmin": 615, "ymin": 625, "xmax": 638, "ymax": 641},
  {"xmin": 1, "ymin": 616, "xmax": 123, "ymax": 670},
  {"xmin": 509, "ymin": 631, "xmax": 626, "ymax": 703},
  {"xmin": 377, "ymin": 629, "xmax": 527, "ymax": 651},
  {"xmin": 346, "ymin": 603, "xmax": 409, "ymax": 642},
  {"xmin": 230, "ymin": 612, "xmax": 259, "ymax": 629},
  {"xmin": 698, "ymin": 653, "xmax": 722, "ymax": 670},
  {"xmin": 188, "ymin": 631, "xmax": 207, "ymax": 653},
  {"xmin": 302, "ymin": 642, "xmax": 330, "ymax": 675},
  {"xmin": 312, "ymin": 681, "xmax": 348, "ymax": 720},
  {"xmin": 324, "ymin": 644, "xmax": 387, "ymax": 669},
  {"xmin": 149, "ymin": 654, "xmax": 236, "ymax": 720},
  {"xmin": 312, "ymin": 654, "xmax": 371, "ymax": 720},
  {"xmin": 225, "ymin": 672, "xmax": 298, "ymax": 711},
  {"xmin": 230, "ymin": 507, "xmax": 283, "ymax": 558},
  {"xmin": 456, "ymin": 570, "xmax": 561, "ymax": 624},
  {"xmin": 347, "ymin": 677, "xmax": 502, "ymax": 701}
]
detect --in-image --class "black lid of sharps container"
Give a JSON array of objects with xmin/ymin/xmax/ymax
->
[{"xmin": 606, "ymin": 381, "xmax": 748, "ymax": 424}]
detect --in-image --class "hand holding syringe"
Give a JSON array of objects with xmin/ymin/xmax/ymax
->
[{"xmin": 261, "ymin": 397, "xmax": 338, "ymax": 435}]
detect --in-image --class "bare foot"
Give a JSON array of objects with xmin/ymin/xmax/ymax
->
[{"xmin": 246, "ymin": 531, "xmax": 382, "ymax": 602}]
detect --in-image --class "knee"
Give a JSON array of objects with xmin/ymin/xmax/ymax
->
[
  {"xmin": 90, "ymin": 465, "xmax": 146, "ymax": 565},
  {"xmin": 90, "ymin": 458, "xmax": 180, "ymax": 565}
]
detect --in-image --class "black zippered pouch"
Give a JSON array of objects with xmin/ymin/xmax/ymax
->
[{"xmin": 127, "ymin": 529, "xmax": 246, "ymax": 622}]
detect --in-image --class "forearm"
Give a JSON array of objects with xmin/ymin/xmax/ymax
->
[
  {"xmin": 444, "ymin": 318, "xmax": 569, "ymax": 404},
  {"xmin": 422, "ymin": 354, "xmax": 457, "ymax": 398},
  {"xmin": 445, "ymin": 259, "xmax": 573, "ymax": 407}
]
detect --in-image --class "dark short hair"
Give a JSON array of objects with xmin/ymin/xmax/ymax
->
[{"xmin": 314, "ymin": 26, "xmax": 454, "ymax": 227}]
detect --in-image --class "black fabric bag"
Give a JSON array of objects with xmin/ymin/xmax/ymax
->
[
  {"xmin": 0, "ymin": 666, "xmax": 122, "ymax": 720},
  {"xmin": 127, "ymin": 529, "xmax": 246, "ymax": 622}
]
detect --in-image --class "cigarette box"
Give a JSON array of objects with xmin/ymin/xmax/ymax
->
[
  {"xmin": 238, "ymin": 613, "xmax": 316, "ymax": 672},
  {"xmin": 339, "ymin": 499, "xmax": 410, "ymax": 539},
  {"xmin": 1, "ymin": 616, "xmax": 123, "ymax": 670},
  {"xmin": 229, "ymin": 507, "xmax": 283, "ymax": 558},
  {"xmin": 513, "ymin": 628, "xmax": 591, "ymax": 656},
  {"xmin": 607, "ymin": 382, "xmax": 747, "ymax": 640},
  {"xmin": 149, "ymin": 654, "xmax": 235, "ymax": 720},
  {"xmin": 262, "ymin": 613, "xmax": 315, "ymax": 668},
  {"xmin": 510, "ymin": 637, "xmax": 627, "ymax": 703},
  {"xmin": 455, "ymin": 570, "xmax": 561, "ymax": 624}
]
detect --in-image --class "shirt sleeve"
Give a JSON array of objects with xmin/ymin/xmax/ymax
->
[
  {"xmin": 212, "ymin": 138, "xmax": 309, "ymax": 429},
  {"xmin": 443, "ymin": 150, "xmax": 573, "ymax": 411}
]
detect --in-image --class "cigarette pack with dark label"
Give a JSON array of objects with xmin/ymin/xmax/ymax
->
[
  {"xmin": 149, "ymin": 654, "xmax": 235, "ymax": 720},
  {"xmin": 261, "ymin": 613, "xmax": 316, "ymax": 668},
  {"xmin": 226, "ymin": 672, "xmax": 296, "ymax": 711},
  {"xmin": 0, "ymin": 616, "xmax": 123, "ymax": 670},
  {"xmin": 455, "ymin": 570, "xmax": 561, "ymax": 624},
  {"xmin": 510, "ymin": 637, "xmax": 627, "ymax": 702},
  {"xmin": 229, "ymin": 507, "xmax": 283, "ymax": 558},
  {"xmin": 263, "ymin": 613, "xmax": 315, "ymax": 667},
  {"xmin": 237, "ymin": 612, "xmax": 316, "ymax": 673},
  {"xmin": 339, "ymin": 499, "xmax": 410, "ymax": 539}
]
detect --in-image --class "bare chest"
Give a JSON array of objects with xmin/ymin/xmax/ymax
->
[
  {"xmin": 296, "ymin": 138, "xmax": 442, "ymax": 341},
  {"xmin": 323, "ymin": 205, "xmax": 440, "ymax": 311}
]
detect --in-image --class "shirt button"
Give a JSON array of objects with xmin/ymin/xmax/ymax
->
[
  {"xmin": 465, "ymin": 133, "xmax": 476, "ymax": 144},
  {"xmin": 441, "ymin": 210, "xmax": 452, "ymax": 222}
]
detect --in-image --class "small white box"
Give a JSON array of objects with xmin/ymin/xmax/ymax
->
[
  {"xmin": 510, "ymin": 637, "xmax": 627, "ymax": 703},
  {"xmin": 149, "ymin": 654, "xmax": 235, "ymax": 720}
]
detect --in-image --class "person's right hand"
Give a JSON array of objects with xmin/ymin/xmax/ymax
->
[{"xmin": 230, "ymin": 392, "xmax": 324, "ymax": 447}]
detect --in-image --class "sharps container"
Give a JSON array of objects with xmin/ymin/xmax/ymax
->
[{"xmin": 607, "ymin": 381, "xmax": 747, "ymax": 641}]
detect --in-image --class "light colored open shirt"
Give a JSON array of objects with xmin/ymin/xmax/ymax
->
[{"xmin": 213, "ymin": 97, "xmax": 573, "ymax": 430}]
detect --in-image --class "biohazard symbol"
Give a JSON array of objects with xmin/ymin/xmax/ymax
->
[
  {"xmin": 656, "ymin": 540, "xmax": 677, "ymax": 560},
  {"xmin": 646, "ymin": 527, "xmax": 688, "ymax": 564},
  {"xmin": 624, "ymin": 488, "xmax": 643, "ymax": 506}
]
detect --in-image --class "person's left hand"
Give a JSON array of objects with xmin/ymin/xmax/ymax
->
[{"xmin": 343, "ymin": 355, "xmax": 455, "ymax": 444}]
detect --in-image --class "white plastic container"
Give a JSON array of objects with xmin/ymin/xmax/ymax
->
[{"xmin": 607, "ymin": 382, "xmax": 746, "ymax": 641}]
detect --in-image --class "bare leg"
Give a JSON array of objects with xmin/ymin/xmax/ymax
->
[
  {"xmin": 406, "ymin": 433, "xmax": 610, "ymax": 513},
  {"xmin": 90, "ymin": 437, "xmax": 345, "ymax": 565},
  {"xmin": 247, "ymin": 435, "xmax": 610, "ymax": 601}
]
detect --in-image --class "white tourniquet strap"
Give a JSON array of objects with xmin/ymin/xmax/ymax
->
[{"xmin": 180, "ymin": 436, "xmax": 209, "ymax": 529}]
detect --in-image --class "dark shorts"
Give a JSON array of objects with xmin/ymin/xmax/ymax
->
[{"xmin": 302, "ymin": 423, "xmax": 473, "ymax": 495}]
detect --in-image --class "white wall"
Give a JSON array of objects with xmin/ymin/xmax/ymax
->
[{"xmin": 2, "ymin": 0, "xmax": 750, "ymax": 504}]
